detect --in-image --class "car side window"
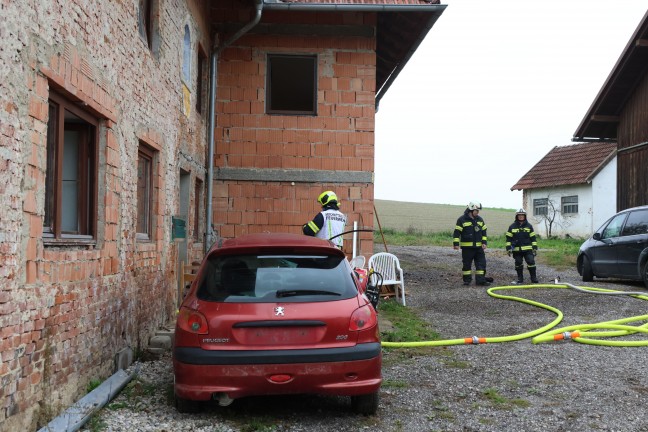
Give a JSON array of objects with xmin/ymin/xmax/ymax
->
[
  {"xmin": 621, "ymin": 210, "xmax": 648, "ymax": 237},
  {"xmin": 601, "ymin": 213, "xmax": 628, "ymax": 239}
]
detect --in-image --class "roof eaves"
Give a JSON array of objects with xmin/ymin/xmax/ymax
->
[{"xmin": 573, "ymin": 9, "xmax": 648, "ymax": 141}]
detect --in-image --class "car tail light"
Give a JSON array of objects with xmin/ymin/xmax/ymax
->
[
  {"xmin": 177, "ymin": 307, "xmax": 208, "ymax": 334},
  {"xmin": 349, "ymin": 304, "xmax": 377, "ymax": 331}
]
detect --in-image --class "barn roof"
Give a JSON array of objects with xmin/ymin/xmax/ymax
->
[
  {"xmin": 510, "ymin": 142, "xmax": 617, "ymax": 191},
  {"xmin": 573, "ymin": 10, "xmax": 648, "ymax": 141},
  {"xmin": 262, "ymin": 0, "xmax": 447, "ymax": 106}
]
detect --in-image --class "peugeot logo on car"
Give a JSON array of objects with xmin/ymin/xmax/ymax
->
[{"xmin": 275, "ymin": 306, "xmax": 285, "ymax": 316}]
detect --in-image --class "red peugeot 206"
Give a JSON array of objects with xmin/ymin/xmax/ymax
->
[{"xmin": 173, "ymin": 233, "xmax": 382, "ymax": 414}]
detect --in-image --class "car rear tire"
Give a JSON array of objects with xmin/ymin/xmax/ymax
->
[
  {"xmin": 642, "ymin": 261, "xmax": 648, "ymax": 289},
  {"xmin": 351, "ymin": 392, "xmax": 379, "ymax": 415},
  {"xmin": 582, "ymin": 256, "xmax": 594, "ymax": 282},
  {"xmin": 175, "ymin": 394, "xmax": 204, "ymax": 413}
]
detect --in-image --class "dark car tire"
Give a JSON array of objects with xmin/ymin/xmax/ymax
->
[
  {"xmin": 642, "ymin": 261, "xmax": 648, "ymax": 289},
  {"xmin": 351, "ymin": 392, "xmax": 379, "ymax": 415},
  {"xmin": 582, "ymin": 256, "xmax": 594, "ymax": 282},
  {"xmin": 175, "ymin": 394, "xmax": 204, "ymax": 413}
]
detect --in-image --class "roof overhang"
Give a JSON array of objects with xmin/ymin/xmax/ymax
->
[
  {"xmin": 573, "ymin": 10, "xmax": 648, "ymax": 142},
  {"xmin": 262, "ymin": 1, "xmax": 447, "ymax": 108}
]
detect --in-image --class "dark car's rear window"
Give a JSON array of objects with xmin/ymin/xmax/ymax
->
[
  {"xmin": 621, "ymin": 209, "xmax": 648, "ymax": 237},
  {"xmin": 196, "ymin": 254, "xmax": 358, "ymax": 303}
]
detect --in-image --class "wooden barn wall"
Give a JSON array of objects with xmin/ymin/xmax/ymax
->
[{"xmin": 616, "ymin": 71, "xmax": 648, "ymax": 210}]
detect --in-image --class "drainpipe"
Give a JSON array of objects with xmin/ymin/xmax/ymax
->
[{"xmin": 205, "ymin": 0, "xmax": 263, "ymax": 253}]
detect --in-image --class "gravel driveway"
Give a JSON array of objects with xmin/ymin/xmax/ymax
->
[{"xmin": 83, "ymin": 245, "xmax": 648, "ymax": 432}]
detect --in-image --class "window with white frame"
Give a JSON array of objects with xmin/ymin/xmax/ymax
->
[
  {"xmin": 561, "ymin": 196, "xmax": 578, "ymax": 214},
  {"xmin": 533, "ymin": 198, "xmax": 548, "ymax": 216}
]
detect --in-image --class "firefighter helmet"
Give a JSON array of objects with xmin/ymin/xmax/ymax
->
[
  {"xmin": 467, "ymin": 201, "xmax": 482, "ymax": 211},
  {"xmin": 516, "ymin": 208, "xmax": 527, "ymax": 216},
  {"xmin": 318, "ymin": 190, "xmax": 338, "ymax": 206}
]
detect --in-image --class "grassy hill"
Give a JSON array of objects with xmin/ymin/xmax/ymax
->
[{"xmin": 373, "ymin": 200, "xmax": 515, "ymax": 236}]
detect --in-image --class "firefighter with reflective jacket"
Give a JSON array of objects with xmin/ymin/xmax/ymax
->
[
  {"xmin": 505, "ymin": 208, "xmax": 539, "ymax": 284},
  {"xmin": 453, "ymin": 201, "xmax": 490, "ymax": 286},
  {"xmin": 303, "ymin": 190, "xmax": 347, "ymax": 248}
]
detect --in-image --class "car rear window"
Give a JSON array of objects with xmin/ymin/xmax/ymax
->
[
  {"xmin": 196, "ymin": 254, "xmax": 358, "ymax": 303},
  {"xmin": 621, "ymin": 210, "xmax": 648, "ymax": 236}
]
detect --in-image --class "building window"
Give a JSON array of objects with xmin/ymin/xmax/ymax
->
[
  {"xmin": 266, "ymin": 54, "xmax": 317, "ymax": 115},
  {"xmin": 44, "ymin": 91, "xmax": 99, "ymax": 242},
  {"xmin": 138, "ymin": 0, "xmax": 160, "ymax": 56},
  {"xmin": 561, "ymin": 196, "xmax": 578, "ymax": 214},
  {"xmin": 182, "ymin": 25, "xmax": 191, "ymax": 84},
  {"xmin": 196, "ymin": 46, "xmax": 207, "ymax": 115},
  {"xmin": 193, "ymin": 179, "xmax": 202, "ymax": 240},
  {"xmin": 137, "ymin": 142, "xmax": 156, "ymax": 240},
  {"xmin": 533, "ymin": 198, "xmax": 548, "ymax": 216}
]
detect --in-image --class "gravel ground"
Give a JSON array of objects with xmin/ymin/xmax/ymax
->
[{"xmin": 82, "ymin": 245, "xmax": 648, "ymax": 432}]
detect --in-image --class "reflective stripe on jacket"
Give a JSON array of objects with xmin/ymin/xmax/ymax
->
[
  {"xmin": 505, "ymin": 219, "xmax": 537, "ymax": 252},
  {"xmin": 453, "ymin": 210, "xmax": 487, "ymax": 248},
  {"xmin": 303, "ymin": 207, "xmax": 347, "ymax": 248}
]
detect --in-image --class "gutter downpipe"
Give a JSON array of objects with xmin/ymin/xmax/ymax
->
[
  {"xmin": 262, "ymin": 2, "xmax": 447, "ymax": 111},
  {"xmin": 205, "ymin": 0, "xmax": 263, "ymax": 253}
]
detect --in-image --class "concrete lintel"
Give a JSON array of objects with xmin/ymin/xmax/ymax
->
[{"xmin": 216, "ymin": 167, "xmax": 373, "ymax": 184}]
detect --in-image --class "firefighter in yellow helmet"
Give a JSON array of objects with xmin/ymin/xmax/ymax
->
[
  {"xmin": 453, "ymin": 201, "xmax": 490, "ymax": 286},
  {"xmin": 505, "ymin": 208, "xmax": 539, "ymax": 283},
  {"xmin": 303, "ymin": 190, "xmax": 347, "ymax": 248}
]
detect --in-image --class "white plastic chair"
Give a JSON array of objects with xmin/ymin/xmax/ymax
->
[
  {"xmin": 368, "ymin": 252, "xmax": 406, "ymax": 306},
  {"xmin": 349, "ymin": 255, "xmax": 366, "ymax": 269}
]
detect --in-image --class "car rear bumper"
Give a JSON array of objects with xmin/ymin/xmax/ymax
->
[
  {"xmin": 175, "ymin": 342, "xmax": 381, "ymax": 365},
  {"xmin": 173, "ymin": 343, "xmax": 382, "ymax": 400}
]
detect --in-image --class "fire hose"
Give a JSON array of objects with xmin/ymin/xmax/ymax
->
[{"xmin": 380, "ymin": 281, "xmax": 648, "ymax": 348}]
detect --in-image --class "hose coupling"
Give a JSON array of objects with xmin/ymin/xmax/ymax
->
[
  {"xmin": 553, "ymin": 331, "xmax": 580, "ymax": 341},
  {"xmin": 464, "ymin": 336, "xmax": 486, "ymax": 344}
]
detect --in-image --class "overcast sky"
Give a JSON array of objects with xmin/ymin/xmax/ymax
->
[{"xmin": 374, "ymin": 0, "xmax": 647, "ymax": 209}]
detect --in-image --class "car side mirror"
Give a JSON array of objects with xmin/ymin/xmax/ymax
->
[{"xmin": 592, "ymin": 232, "xmax": 602, "ymax": 241}]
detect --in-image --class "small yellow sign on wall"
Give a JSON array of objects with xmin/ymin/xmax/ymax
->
[{"xmin": 182, "ymin": 83, "xmax": 191, "ymax": 117}]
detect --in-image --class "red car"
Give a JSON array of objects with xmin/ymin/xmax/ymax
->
[{"xmin": 173, "ymin": 233, "xmax": 382, "ymax": 414}]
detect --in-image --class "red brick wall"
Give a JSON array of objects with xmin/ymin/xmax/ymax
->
[
  {"xmin": 212, "ymin": 6, "xmax": 377, "ymax": 258},
  {"xmin": 0, "ymin": 0, "xmax": 210, "ymax": 429}
]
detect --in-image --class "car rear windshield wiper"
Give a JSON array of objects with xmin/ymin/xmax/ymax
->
[{"xmin": 276, "ymin": 289, "xmax": 341, "ymax": 298}]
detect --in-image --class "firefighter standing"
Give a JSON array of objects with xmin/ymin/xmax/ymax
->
[
  {"xmin": 453, "ymin": 201, "xmax": 490, "ymax": 286},
  {"xmin": 303, "ymin": 190, "xmax": 347, "ymax": 248},
  {"xmin": 505, "ymin": 208, "xmax": 539, "ymax": 284}
]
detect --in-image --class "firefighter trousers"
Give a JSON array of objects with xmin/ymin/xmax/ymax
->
[{"xmin": 461, "ymin": 247, "xmax": 487, "ymax": 284}]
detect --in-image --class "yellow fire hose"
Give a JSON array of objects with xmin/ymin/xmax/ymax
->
[{"xmin": 380, "ymin": 282, "xmax": 648, "ymax": 348}]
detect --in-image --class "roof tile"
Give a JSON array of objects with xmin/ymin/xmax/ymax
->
[{"xmin": 510, "ymin": 142, "xmax": 617, "ymax": 191}]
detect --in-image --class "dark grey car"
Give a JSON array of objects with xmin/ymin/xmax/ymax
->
[{"xmin": 577, "ymin": 205, "xmax": 648, "ymax": 288}]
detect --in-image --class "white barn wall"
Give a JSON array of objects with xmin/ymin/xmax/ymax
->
[
  {"xmin": 524, "ymin": 185, "xmax": 594, "ymax": 238},
  {"xmin": 591, "ymin": 155, "xmax": 617, "ymax": 231}
]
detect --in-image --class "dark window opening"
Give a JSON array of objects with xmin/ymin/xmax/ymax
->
[
  {"xmin": 266, "ymin": 54, "xmax": 317, "ymax": 115},
  {"xmin": 196, "ymin": 46, "xmax": 207, "ymax": 115}
]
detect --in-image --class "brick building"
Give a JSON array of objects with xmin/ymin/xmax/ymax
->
[{"xmin": 0, "ymin": 0, "xmax": 444, "ymax": 429}]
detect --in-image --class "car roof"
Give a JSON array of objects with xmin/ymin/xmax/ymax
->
[
  {"xmin": 208, "ymin": 233, "xmax": 345, "ymax": 257},
  {"xmin": 619, "ymin": 205, "xmax": 648, "ymax": 213}
]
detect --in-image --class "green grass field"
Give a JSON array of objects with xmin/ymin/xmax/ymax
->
[{"xmin": 373, "ymin": 200, "xmax": 516, "ymax": 236}]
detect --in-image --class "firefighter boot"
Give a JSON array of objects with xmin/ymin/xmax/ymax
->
[
  {"xmin": 516, "ymin": 268, "xmax": 524, "ymax": 284},
  {"xmin": 463, "ymin": 275, "xmax": 472, "ymax": 286},
  {"xmin": 529, "ymin": 267, "xmax": 539, "ymax": 283}
]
